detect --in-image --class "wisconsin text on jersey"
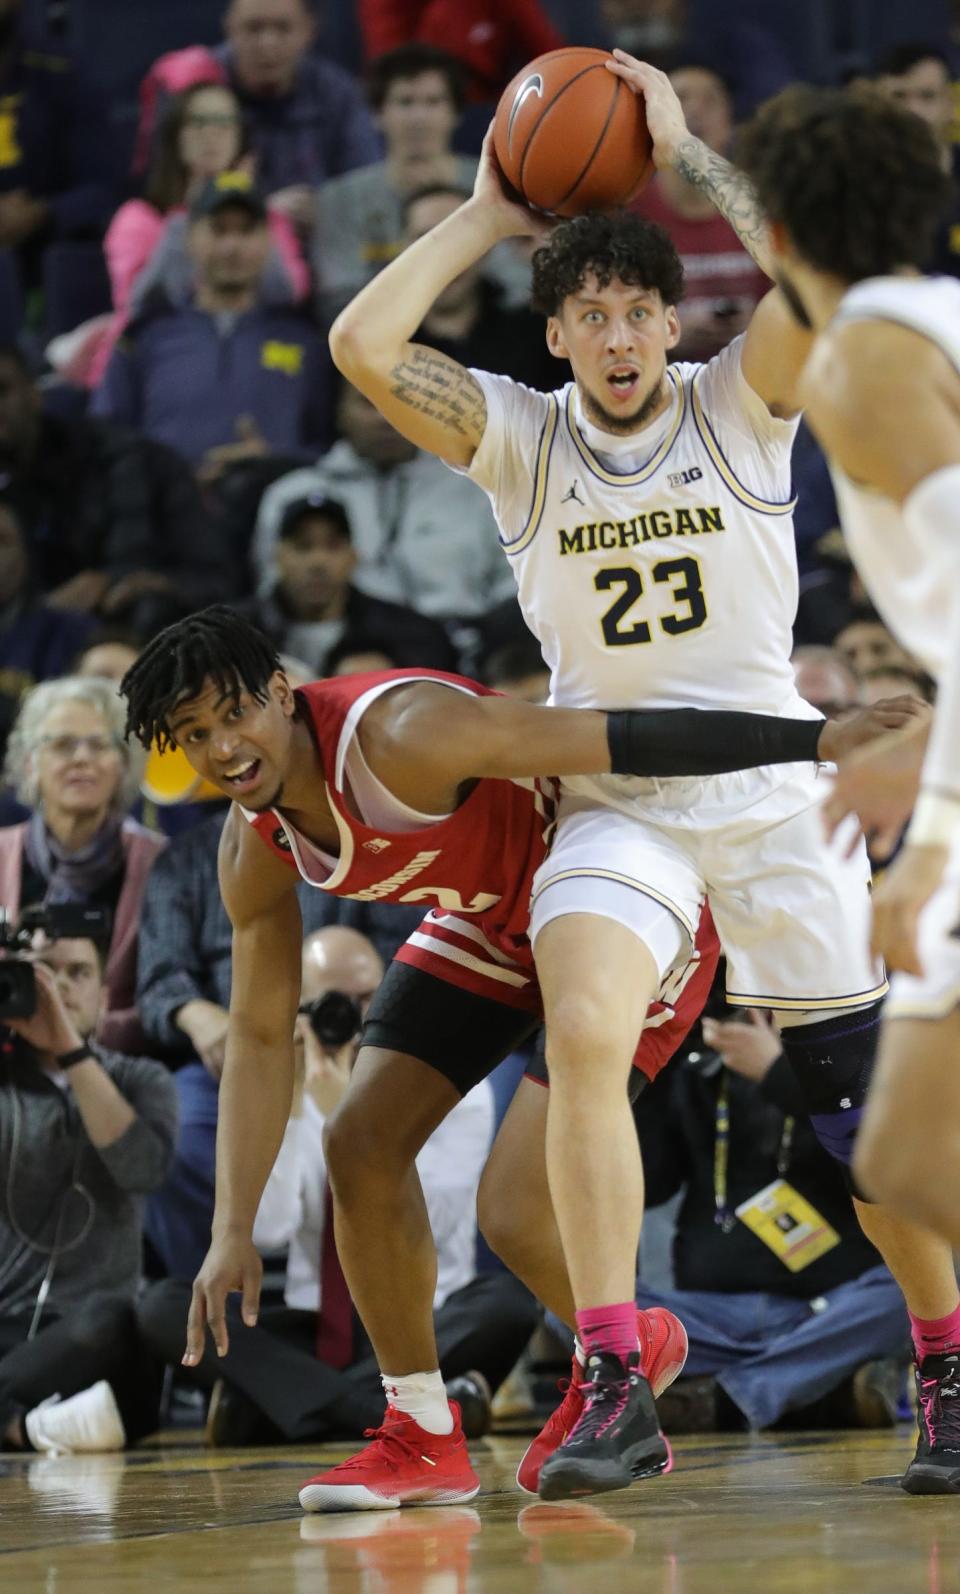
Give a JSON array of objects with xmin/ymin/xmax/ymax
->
[{"xmin": 558, "ymin": 503, "xmax": 726, "ymax": 556}]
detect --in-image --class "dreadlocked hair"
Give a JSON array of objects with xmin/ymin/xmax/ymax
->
[{"xmin": 121, "ymin": 605, "xmax": 282, "ymax": 751}]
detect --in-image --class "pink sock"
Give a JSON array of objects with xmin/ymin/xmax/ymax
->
[
  {"xmin": 575, "ymin": 1302, "xmax": 639, "ymax": 1364},
  {"xmin": 910, "ymin": 1300, "xmax": 960, "ymax": 1362}
]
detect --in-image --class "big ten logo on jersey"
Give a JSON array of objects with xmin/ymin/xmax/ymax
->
[{"xmin": 668, "ymin": 466, "xmax": 703, "ymax": 489}]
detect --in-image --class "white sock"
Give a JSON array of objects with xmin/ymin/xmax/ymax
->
[
  {"xmin": 574, "ymin": 1338, "xmax": 587, "ymax": 1369},
  {"xmin": 381, "ymin": 1370, "xmax": 453, "ymax": 1435}
]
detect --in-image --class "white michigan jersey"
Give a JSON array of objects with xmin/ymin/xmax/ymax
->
[
  {"xmin": 828, "ymin": 274, "xmax": 960, "ymax": 681},
  {"xmin": 462, "ymin": 337, "xmax": 807, "ymax": 720}
]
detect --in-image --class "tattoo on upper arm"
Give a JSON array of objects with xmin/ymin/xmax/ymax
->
[
  {"xmin": 389, "ymin": 347, "xmax": 487, "ymax": 440},
  {"xmin": 673, "ymin": 137, "xmax": 772, "ymax": 275}
]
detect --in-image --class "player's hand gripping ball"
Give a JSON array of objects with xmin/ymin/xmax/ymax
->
[{"xmin": 494, "ymin": 47, "xmax": 654, "ymax": 217}]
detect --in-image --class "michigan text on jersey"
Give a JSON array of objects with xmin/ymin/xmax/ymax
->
[{"xmin": 557, "ymin": 505, "xmax": 726, "ymax": 556}]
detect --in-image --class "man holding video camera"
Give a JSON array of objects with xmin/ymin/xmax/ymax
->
[
  {"xmin": 136, "ymin": 924, "xmax": 537, "ymax": 1444},
  {"xmin": 0, "ymin": 918, "xmax": 177, "ymax": 1455}
]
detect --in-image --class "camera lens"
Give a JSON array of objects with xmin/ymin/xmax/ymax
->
[{"xmin": 304, "ymin": 990, "xmax": 362, "ymax": 1049}]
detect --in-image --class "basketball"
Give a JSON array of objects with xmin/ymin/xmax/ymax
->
[{"xmin": 493, "ymin": 47, "xmax": 654, "ymax": 218}]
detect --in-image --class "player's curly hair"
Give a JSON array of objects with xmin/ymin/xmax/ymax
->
[
  {"xmin": 531, "ymin": 211, "xmax": 685, "ymax": 317},
  {"xmin": 736, "ymin": 83, "xmax": 951, "ymax": 282},
  {"xmin": 121, "ymin": 606, "xmax": 282, "ymax": 752}
]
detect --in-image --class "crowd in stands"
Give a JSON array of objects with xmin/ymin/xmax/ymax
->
[{"xmin": 0, "ymin": 0, "xmax": 956, "ymax": 1459}]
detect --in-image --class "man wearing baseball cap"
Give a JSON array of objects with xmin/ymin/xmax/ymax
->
[
  {"xmin": 233, "ymin": 491, "xmax": 456, "ymax": 674},
  {"xmin": 93, "ymin": 170, "xmax": 334, "ymax": 478}
]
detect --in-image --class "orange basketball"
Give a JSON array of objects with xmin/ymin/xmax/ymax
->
[{"xmin": 494, "ymin": 48, "xmax": 654, "ymax": 218}]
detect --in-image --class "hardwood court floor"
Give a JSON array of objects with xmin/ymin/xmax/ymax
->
[{"xmin": 2, "ymin": 1429, "xmax": 960, "ymax": 1594}]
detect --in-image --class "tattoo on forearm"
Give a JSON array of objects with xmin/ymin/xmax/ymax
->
[
  {"xmin": 389, "ymin": 347, "xmax": 487, "ymax": 439},
  {"xmin": 674, "ymin": 136, "xmax": 772, "ymax": 274}
]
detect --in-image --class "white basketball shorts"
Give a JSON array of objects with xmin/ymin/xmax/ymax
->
[{"xmin": 529, "ymin": 763, "xmax": 887, "ymax": 1013}]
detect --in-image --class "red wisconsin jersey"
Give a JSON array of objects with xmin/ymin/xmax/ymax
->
[
  {"xmin": 244, "ymin": 670, "xmax": 557, "ymax": 1011},
  {"xmin": 243, "ymin": 669, "xmax": 719, "ymax": 1078}
]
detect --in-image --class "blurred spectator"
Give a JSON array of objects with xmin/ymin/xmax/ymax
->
[
  {"xmin": 791, "ymin": 645, "xmax": 860, "ymax": 718},
  {"xmin": 93, "ymin": 82, "xmax": 308, "ymax": 387},
  {"xmin": 0, "ymin": 503, "xmax": 93, "ymax": 752},
  {"xmin": 137, "ymin": 925, "xmax": 536, "ymax": 1444},
  {"xmin": 0, "ymin": 0, "xmax": 113, "ymax": 281},
  {"xmin": 137, "ymin": 809, "xmax": 422, "ymax": 1279},
  {"xmin": 327, "ymin": 638, "xmax": 399, "ymax": 675},
  {"xmin": 875, "ymin": 42, "xmax": 960, "ymax": 276},
  {"xmin": 634, "ymin": 62, "xmax": 766, "ymax": 361},
  {"xmin": 137, "ymin": 0, "xmax": 379, "ymax": 234},
  {"xmin": 0, "ymin": 677, "xmax": 165, "ymax": 1054},
  {"xmin": 408, "ymin": 185, "xmax": 565, "ymax": 389},
  {"xmin": 859, "ymin": 665, "xmax": 936, "ymax": 706},
  {"xmin": 314, "ymin": 44, "xmax": 527, "ymax": 327},
  {"xmin": 235, "ymin": 493, "xmax": 456, "ymax": 674},
  {"xmin": 93, "ymin": 174, "xmax": 333, "ymax": 476},
  {"xmin": 835, "ymin": 606, "xmax": 918, "ymax": 683},
  {"xmin": 484, "ymin": 635, "xmax": 549, "ymax": 704},
  {"xmin": 358, "ymin": 0, "xmax": 563, "ymax": 103},
  {"xmin": 254, "ymin": 382, "xmax": 515, "ymax": 630},
  {"xmin": 0, "ymin": 931, "xmax": 176, "ymax": 1456},
  {"xmin": 626, "ymin": 999, "xmax": 909, "ymax": 1432},
  {"xmin": 0, "ymin": 345, "xmax": 230, "ymax": 626},
  {"xmin": 74, "ymin": 631, "xmax": 142, "ymax": 686},
  {"xmin": 598, "ymin": 0, "xmax": 795, "ymax": 118},
  {"xmin": 877, "ymin": 42, "xmax": 955, "ymax": 169}
]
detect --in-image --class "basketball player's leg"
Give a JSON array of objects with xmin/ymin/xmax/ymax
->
[
  {"xmin": 477, "ymin": 1074, "xmax": 575, "ymax": 1325},
  {"xmin": 711, "ymin": 784, "xmax": 960, "ymax": 1490},
  {"xmin": 534, "ymin": 912, "xmax": 659, "ymax": 1310},
  {"xmin": 304, "ymin": 962, "xmax": 538, "ymax": 1511},
  {"xmin": 854, "ymin": 1010, "xmax": 960, "ymax": 1242},
  {"xmin": 323, "ymin": 1044, "xmax": 460, "ymax": 1377}
]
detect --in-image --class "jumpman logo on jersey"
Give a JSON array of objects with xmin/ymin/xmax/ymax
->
[{"xmin": 561, "ymin": 479, "xmax": 584, "ymax": 506}]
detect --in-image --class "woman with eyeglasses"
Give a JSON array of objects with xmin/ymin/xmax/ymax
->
[
  {"xmin": 84, "ymin": 81, "xmax": 309, "ymax": 387},
  {"xmin": 0, "ymin": 678, "xmax": 165, "ymax": 1054}
]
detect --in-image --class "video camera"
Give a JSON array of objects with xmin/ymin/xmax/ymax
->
[
  {"xmin": 0, "ymin": 904, "xmax": 111, "ymax": 1020},
  {"xmin": 299, "ymin": 990, "xmax": 363, "ymax": 1050}
]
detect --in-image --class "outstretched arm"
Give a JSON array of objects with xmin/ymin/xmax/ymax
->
[
  {"xmin": 359, "ymin": 682, "xmax": 919, "ymax": 814},
  {"xmin": 606, "ymin": 52, "xmax": 812, "ymax": 414},
  {"xmin": 329, "ymin": 131, "xmax": 547, "ymax": 468}
]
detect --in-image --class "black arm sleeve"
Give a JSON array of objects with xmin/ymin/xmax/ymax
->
[{"xmin": 607, "ymin": 709, "xmax": 823, "ymax": 778}]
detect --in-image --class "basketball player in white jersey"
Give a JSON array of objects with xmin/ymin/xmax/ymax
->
[
  {"xmin": 734, "ymin": 84, "xmax": 960, "ymax": 1490},
  {"xmin": 330, "ymin": 57, "xmax": 960, "ymax": 1496}
]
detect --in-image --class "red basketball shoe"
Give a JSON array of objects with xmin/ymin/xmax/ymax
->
[
  {"xmin": 516, "ymin": 1307, "xmax": 687, "ymax": 1495},
  {"xmin": 299, "ymin": 1402, "xmax": 480, "ymax": 1513}
]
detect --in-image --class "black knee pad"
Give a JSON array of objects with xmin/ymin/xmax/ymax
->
[{"xmin": 780, "ymin": 1003, "xmax": 882, "ymax": 1188}]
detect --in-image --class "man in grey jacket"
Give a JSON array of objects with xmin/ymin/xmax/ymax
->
[{"xmin": 0, "ymin": 933, "xmax": 177, "ymax": 1455}]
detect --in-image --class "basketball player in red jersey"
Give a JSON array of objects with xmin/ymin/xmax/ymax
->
[{"xmin": 119, "ymin": 608, "xmax": 910, "ymax": 1510}]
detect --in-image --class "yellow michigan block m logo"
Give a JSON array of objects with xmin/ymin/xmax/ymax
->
[
  {"xmin": 0, "ymin": 96, "xmax": 22, "ymax": 167},
  {"xmin": 260, "ymin": 340, "xmax": 304, "ymax": 376}
]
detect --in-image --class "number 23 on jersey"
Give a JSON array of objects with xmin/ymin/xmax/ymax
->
[{"xmin": 596, "ymin": 556, "xmax": 708, "ymax": 647}]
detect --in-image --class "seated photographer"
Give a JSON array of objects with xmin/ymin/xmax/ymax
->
[
  {"xmin": 136, "ymin": 926, "xmax": 537, "ymax": 1443},
  {"xmin": 627, "ymin": 986, "xmax": 910, "ymax": 1432},
  {"xmin": 0, "ymin": 676, "xmax": 166, "ymax": 1055},
  {"xmin": 137, "ymin": 810, "xmax": 423, "ymax": 1281},
  {"xmin": 0, "ymin": 930, "xmax": 177, "ymax": 1455}
]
